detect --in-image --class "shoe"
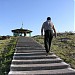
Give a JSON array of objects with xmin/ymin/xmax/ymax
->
[{"xmin": 46, "ymin": 52, "xmax": 48, "ymax": 56}]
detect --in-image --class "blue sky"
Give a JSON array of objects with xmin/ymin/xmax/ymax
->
[{"xmin": 0, "ymin": 0, "xmax": 74, "ymax": 36}]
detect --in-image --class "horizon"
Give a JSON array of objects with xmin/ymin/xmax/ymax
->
[{"xmin": 0, "ymin": 31, "xmax": 75, "ymax": 36}]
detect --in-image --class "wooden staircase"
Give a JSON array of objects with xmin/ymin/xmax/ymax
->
[{"xmin": 8, "ymin": 37, "xmax": 75, "ymax": 75}]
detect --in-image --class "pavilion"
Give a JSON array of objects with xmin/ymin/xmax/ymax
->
[{"xmin": 11, "ymin": 24, "xmax": 32, "ymax": 37}]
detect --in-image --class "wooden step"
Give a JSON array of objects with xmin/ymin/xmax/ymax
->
[
  {"xmin": 8, "ymin": 68, "xmax": 75, "ymax": 75},
  {"xmin": 15, "ymin": 49, "xmax": 46, "ymax": 53},
  {"xmin": 16, "ymin": 46, "xmax": 44, "ymax": 49},
  {"xmin": 13, "ymin": 54, "xmax": 57, "ymax": 60},
  {"xmin": 12, "ymin": 58, "xmax": 62, "ymax": 64},
  {"xmin": 10, "ymin": 62, "xmax": 69, "ymax": 71},
  {"xmin": 14, "ymin": 52, "xmax": 53, "ymax": 56}
]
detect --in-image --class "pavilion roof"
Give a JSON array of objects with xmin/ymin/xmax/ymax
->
[{"xmin": 11, "ymin": 29, "xmax": 32, "ymax": 33}]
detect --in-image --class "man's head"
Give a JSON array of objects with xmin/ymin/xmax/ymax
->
[{"xmin": 47, "ymin": 17, "xmax": 51, "ymax": 20}]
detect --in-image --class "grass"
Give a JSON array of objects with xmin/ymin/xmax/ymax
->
[
  {"xmin": 33, "ymin": 33, "xmax": 75, "ymax": 69},
  {"xmin": 0, "ymin": 37, "xmax": 17, "ymax": 75},
  {"xmin": 0, "ymin": 39, "xmax": 11, "ymax": 52}
]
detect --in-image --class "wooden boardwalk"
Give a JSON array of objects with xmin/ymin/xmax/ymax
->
[{"xmin": 8, "ymin": 37, "xmax": 75, "ymax": 75}]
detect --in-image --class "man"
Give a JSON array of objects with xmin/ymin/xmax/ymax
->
[{"xmin": 41, "ymin": 17, "xmax": 57, "ymax": 55}]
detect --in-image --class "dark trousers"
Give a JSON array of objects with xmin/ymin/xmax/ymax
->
[{"xmin": 44, "ymin": 30, "xmax": 53, "ymax": 53}]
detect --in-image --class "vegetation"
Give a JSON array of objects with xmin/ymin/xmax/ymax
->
[
  {"xmin": 33, "ymin": 32, "xmax": 75, "ymax": 69},
  {"xmin": 0, "ymin": 32, "xmax": 75, "ymax": 75},
  {"xmin": 0, "ymin": 37, "xmax": 17, "ymax": 75}
]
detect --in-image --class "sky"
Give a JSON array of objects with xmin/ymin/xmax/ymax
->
[{"xmin": 0, "ymin": 0, "xmax": 74, "ymax": 36}]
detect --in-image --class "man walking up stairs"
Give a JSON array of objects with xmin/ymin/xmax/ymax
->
[{"xmin": 8, "ymin": 37, "xmax": 75, "ymax": 75}]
